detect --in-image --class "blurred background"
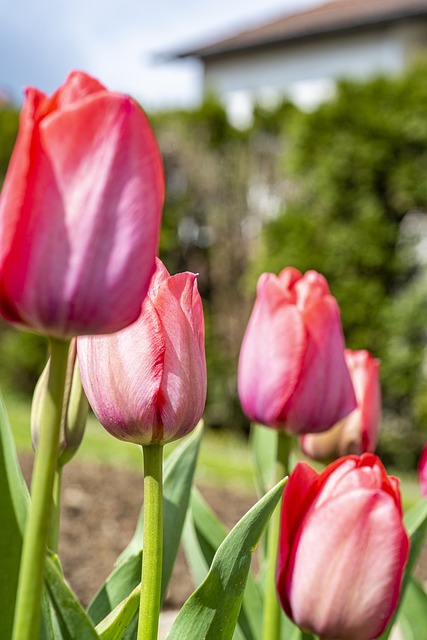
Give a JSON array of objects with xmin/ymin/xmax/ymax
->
[{"xmin": 3, "ymin": 0, "xmax": 427, "ymax": 470}]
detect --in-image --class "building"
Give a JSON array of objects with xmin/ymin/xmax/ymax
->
[{"xmin": 174, "ymin": 0, "xmax": 427, "ymax": 124}]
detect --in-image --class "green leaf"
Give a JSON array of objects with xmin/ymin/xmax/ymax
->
[
  {"xmin": 184, "ymin": 487, "xmax": 264, "ymax": 640},
  {"xmin": 88, "ymin": 425, "xmax": 202, "ymax": 624},
  {"xmin": 403, "ymin": 497, "xmax": 427, "ymax": 538},
  {"xmin": 250, "ymin": 423, "xmax": 277, "ymax": 497},
  {"xmin": 0, "ymin": 392, "xmax": 30, "ymax": 639},
  {"xmin": 88, "ymin": 551, "xmax": 142, "ymax": 625},
  {"xmin": 279, "ymin": 609, "xmax": 307, "ymax": 640},
  {"xmin": 160, "ymin": 424, "xmax": 203, "ymax": 601},
  {"xmin": 40, "ymin": 590, "xmax": 63, "ymax": 640},
  {"xmin": 397, "ymin": 577, "xmax": 427, "ymax": 640},
  {"xmin": 96, "ymin": 584, "xmax": 140, "ymax": 640},
  {"xmin": 167, "ymin": 477, "xmax": 287, "ymax": 640},
  {"xmin": 378, "ymin": 498, "xmax": 427, "ymax": 640},
  {"xmin": 44, "ymin": 553, "xmax": 99, "ymax": 639}
]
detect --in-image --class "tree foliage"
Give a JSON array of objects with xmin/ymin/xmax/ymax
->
[
  {"xmin": 256, "ymin": 62, "xmax": 427, "ymax": 466},
  {"xmin": 2, "ymin": 64, "xmax": 427, "ymax": 466}
]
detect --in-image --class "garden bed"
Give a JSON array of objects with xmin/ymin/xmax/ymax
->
[{"xmin": 19, "ymin": 453, "xmax": 256, "ymax": 609}]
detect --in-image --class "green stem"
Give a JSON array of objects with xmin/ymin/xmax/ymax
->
[
  {"xmin": 48, "ymin": 465, "xmax": 62, "ymax": 553},
  {"xmin": 262, "ymin": 430, "xmax": 292, "ymax": 640},
  {"xmin": 138, "ymin": 444, "xmax": 163, "ymax": 640},
  {"xmin": 12, "ymin": 338, "xmax": 70, "ymax": 640}
]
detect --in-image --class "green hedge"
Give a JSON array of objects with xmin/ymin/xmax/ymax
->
[{"xmin": 2, "ymin": 64, "xmax": 427, "ymax": 467}]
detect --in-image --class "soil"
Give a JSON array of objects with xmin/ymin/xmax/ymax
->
[
  {"xmin": 19, "ymin": 453, "xmax": 427, "ymax": 614},
  {"xmin": 19, "ymin": 453, "xmax": 256, "ymax": 610}
]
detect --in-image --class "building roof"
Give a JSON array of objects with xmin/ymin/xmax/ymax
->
[{"xmin": 174, "ymin": 0, "xmax": 427, "ymax": 59}]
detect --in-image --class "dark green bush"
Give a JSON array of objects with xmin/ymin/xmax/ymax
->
[{"xmin": 2, "ymin": 65, "xmax": 427, "ymax": 467}]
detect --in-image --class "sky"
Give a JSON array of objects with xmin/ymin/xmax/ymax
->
[{"xmin": 0, "ymin": 0, "xmax": 321, "ymax": 111}]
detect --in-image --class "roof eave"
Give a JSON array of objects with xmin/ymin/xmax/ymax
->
[{"xmin": 174, "ymin": 9, "xmax": 427, "ymax": 60}]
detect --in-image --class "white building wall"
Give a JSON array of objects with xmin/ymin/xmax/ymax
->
[{"xmin": 202, "ymin": 22, "xmax": 427, "ymax": 122}]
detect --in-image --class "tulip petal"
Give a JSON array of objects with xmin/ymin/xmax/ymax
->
[
  {"xmin": 77, "ymin": 302, "xmax": 166, "ymax": 445},
  {"xmin": 281, "ymin": 296, "xmax": 356, "ymax": 432},
  {"xmin": 154, "ymin": 273, "xmax": 207, "ymax": 442},
  {"xmin": 418, "ymin": 444, "xmax": 427, "ymax": 496},
  {"xmin": 277, "ymin": 462, "xmax": 320, "ymax": 619},
  {"xmin": 238, "ymin": 273, "xmax": 307, "ymax": 426},
  {"xmin": 0, "ymin": 72, "xmax": 164, "ymax": 337}
]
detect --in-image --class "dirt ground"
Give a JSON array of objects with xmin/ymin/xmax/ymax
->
[
  {"xmin": 19, "ymin": 453, "xmax": 427, "ymax": 614},
  {"xmin": 19, "ymin": 453, "xmax": 256, "ymax": 610}
]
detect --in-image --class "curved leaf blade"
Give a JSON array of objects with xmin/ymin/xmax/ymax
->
[
  {"xmin": 96, "ymin": 584, "xmax": 140, "ymax": 640},
  {"xmin": 184, "ymin": 487, "xmax": 264, "ymax": 640},
  {"xmin": 379, "ymin": 498, "xmax": 427, "ymax": 640},
  {"xmin": 0, "ymin": 393, "xmax": 30, "ymax": 638},
  {"xmin": 45, "ymin": 553, "xmax": 99, "ymax": 639},
  {"xmin": 88, "ymin": 424, "xmax": 202, "ymax": 624},
  {"xmin": 167, "ymin": 477, "xmax": 286, "ymax": 640}
]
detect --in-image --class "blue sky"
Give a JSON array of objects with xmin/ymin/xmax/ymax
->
[{"xmin": 1, "ymin": 0, "xmax": 320, "ymax": 110}]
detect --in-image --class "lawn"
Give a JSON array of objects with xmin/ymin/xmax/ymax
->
[
  {"xmin": 3, "ymin": 391, "xmax": 421, "ymax": 507},
  {"xmin": 4, "ymin": 392, "xmax": 255, "ymax": 493}
]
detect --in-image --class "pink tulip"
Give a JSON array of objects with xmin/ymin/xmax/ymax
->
[
  {"xmin": 301, "ymin": 349, "xmax": 381, "ymax": 460},
  {"xmin": 418, "ymin": 443, "xmax": 427, "ymax": 496},
  {"xmin": 0, "ymin": 70, "xmax": 164, "ymax": 338},
  {"xmin": 77, "ymin": 259, "xmax": 207, "ymax": 445},
  {"xmin": 277, "ymin": 454, "xmax": 409, "ymax": 640},
  {"xmin": 238, "ymin": 267, "xmax": 356, "ymax": 434}
]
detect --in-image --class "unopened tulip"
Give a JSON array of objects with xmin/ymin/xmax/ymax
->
[
  {"xmin": 0, "ymin": 70, "xmax": 164, "ymax": 338},
  {"xmin": 31, "ymin": 340, "xmax": 89, "ymax": 467},
  {"xmin": 78, "ymin": 259, "xmax": 207, "ymax": 445},
  {"xmin": 238, "ymin": 268, "xmax": 356, "ymax": 434},
  {"xmin": 277, "ymin": 454, "xmax": 409, "ymax": 640},
  {"xmin": 301, "ymin": 349, "xmax": 381, "ymax": 460},
  {"xmin": 418, "ymin": 443, "xmax": 427, "ymax": 496}
]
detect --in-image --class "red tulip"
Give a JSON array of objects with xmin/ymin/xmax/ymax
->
[
  {"xmin": 77, "ymin": 259, "xmax": 207, "ymax": 445},
  {"xmin": 238, "ymin": 268, "xmax": 356, "ymax": 434},
  {"xmin": 277, "ymin": 454, "xmax": 409, "ymax": 640},
  {"xmin": 301, "ymin": 349, "xmax": 381, "ymax": 460},
  {"xmin": 418, "ymin": 443, "xmax": 427, "ymax": 496},
  {"xmin": 0, "ymin": 70, "xmax": 164, "ymax": 338}
]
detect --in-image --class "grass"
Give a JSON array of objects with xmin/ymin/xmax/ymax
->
[
  {"xmin": 4, "ymin": 392, "xmax": 256, "ymax": 494},
  {"xmin": 4, "ymin": 391, "xmax": 422, "ymax": 505}
]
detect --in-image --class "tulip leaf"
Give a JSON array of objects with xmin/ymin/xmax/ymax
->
[
  {"xmin": 378, "ymin": 498, "xmax": 427, "ymax": 640},
  {"xmin": 396, "ymin": 577, "xmax": 427, "ymax": 640},
  {"xmin": 184, "ymin": 486, "xmax": 264, "ymax": 640},
  {"xmin": 40, "ymin": 590, "xmax": 63, "ymax": 640},
  {"xmin": 167, "ymin": 477, "xmax": 287, "ymax": 640},
  {"xmin": 281, "ymin": 615, "xmax": 309, "ymax": 640},
  {"xmin": 45, "ymin": 552, "xmax": 99, "ymax": 638},
  {"xmin": 0, "ymin": 393, "xmax": 30, "ymax": 639},
  {"xmin": 88, "ymin": 551, "xmax": 142, "ymax": 625},
  {"xmin": 88, "ymin": 425, "xmax": 202, "ymax": 625},
  {"xmin": 95, "ymin": 584, "xmax": 140, "ymax": 640},
  {"xmin": 0, "ymin": 392, "xmax": 75, "ymax": 640},
  {"xmin": 250, "ymin": 423, "xmax": 278, "ymax": 497}
]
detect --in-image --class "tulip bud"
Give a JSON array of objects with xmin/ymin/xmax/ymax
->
[
  {"xmin": 0, "ymin": 70, "xmax": 164, "ymax": 338},
  {"xmin": 277, "ymin": 454, "xmax": 409, "ymax": 640},
  {"xmin": 301, "ymin": 349, "xmax": 381, "ymax": 460},
  {"xmin": 31, "ymin": 340, "xmax": 89, "ymax": 466},
  {"xmin": 238, "ymin": 268, "xmax": 356, "ymax": 434},
  {"xmin": 77, "ymin": 259, "xmax": 207, "ymax": 446}
]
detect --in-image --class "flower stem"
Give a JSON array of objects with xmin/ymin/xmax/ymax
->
[
  {"xmin": 138, "ymin": 444, "xmax": 163, "ymax": 640},
  {"xmin": 262, "ymin": 430, "xmax": 292, "ymax": 640},
  {"xmin": 12, "ymin": 337, "xmax": 70, "ymax": 640}
]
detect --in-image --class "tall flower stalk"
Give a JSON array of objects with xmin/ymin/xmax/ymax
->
[
  {"xmin": 12, "ymin": 338, "xmax": 70, "ymax": 640},
  {"xmin": 138, "ymin": 445, "xmax": 164, "ymax": 640},
  {"xmin": 262, "ymin": 431, "xmax": 292, "ymax": 640},
  {"xmin": 78, "ymin": 259, "xmax": 207, "ymax": 635}
]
